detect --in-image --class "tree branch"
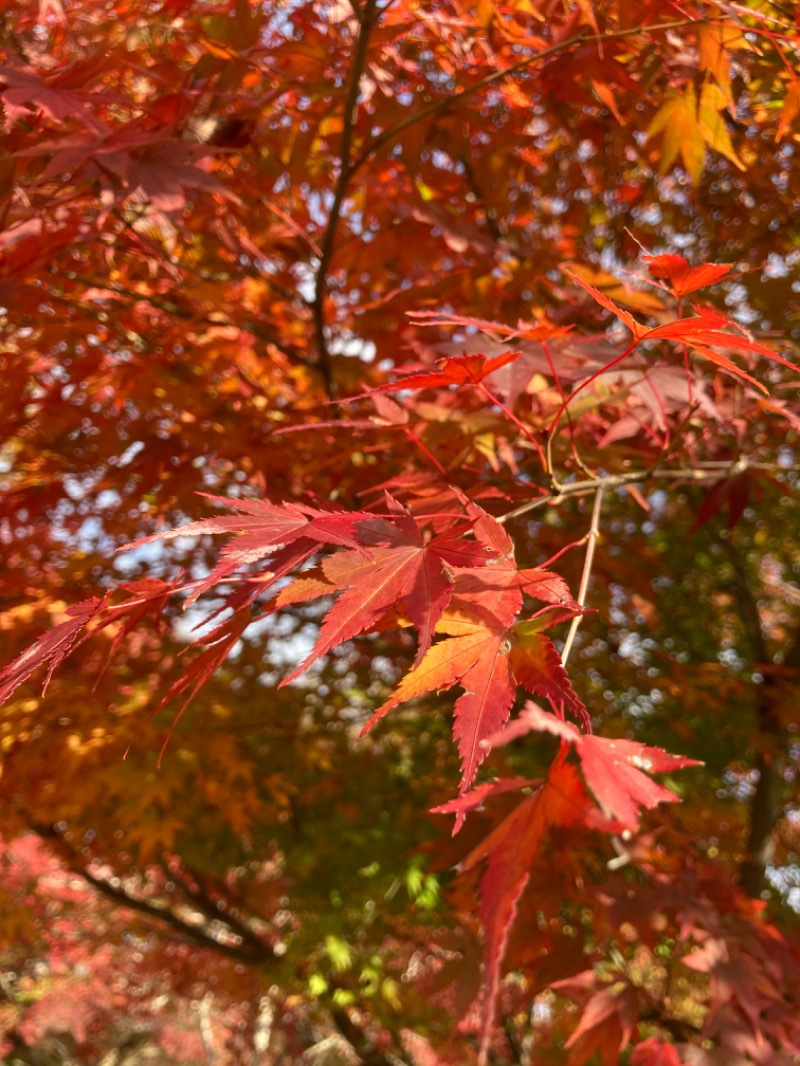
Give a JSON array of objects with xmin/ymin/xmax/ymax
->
[
  {"xmin": 27, "ymin": 821, "xmax": 277, "ymax": 967},
  {"xmin": 312, "ymin": 0, "xmax": 379, "ymax": 398},
  {"xmin": 349, "ymin": 19, "xmax": 700, "ymax": 175},
  {"xmin": 165, "ymin": 861, "xmax": 276, "ymax": 957},
  {"xmin": 331, "ymin": 1007, "xmax": 409, "ymax": 1066},
  {"xmin": 720, "ymin": 539, "xmax": 800, "ymax": 897},
  {"xmin": 497, "ymin": 460, "xmax": 800, "ymax": 525},
  {"xmin": 561, "ymin": 486, "xmax": 604, "ymax": 667}
]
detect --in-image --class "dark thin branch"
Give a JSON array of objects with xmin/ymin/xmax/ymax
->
[
  {"xmin": 331, "ymin": 1007, "xmax": 409, "ymax": 1066},
  {"xmin": 349, "ymin": 19, "xmax": 699, "ymax": 175},
  {"xmin": 720, "ymin": 538, "xmax": 790, "ymax": 898},
  {"xmin": 167, "ymin": 862, "xmax": 275, "ymax": 956},
  {"xmin": 312, "ymin": 0, "xmax": 379, "ymax": 398},
  {"xmin": 81, "ymin": 866, "xmax": 273, "ymax": 964},
  {"xmin": 59, "ymin": 272, "xmax": 314, "ymax": 370},
  {"xmin": 27, "ymin": 821, "xmax": 276, "ymax": 967}
]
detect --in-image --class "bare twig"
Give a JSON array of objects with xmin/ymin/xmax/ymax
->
[
  {"xmin": 497, "ymin": 460, "xmax": 800, "ymax": 525},
  {"xmin": 561, "ymin": 487, "xmax": 604, "ymax": 667}
]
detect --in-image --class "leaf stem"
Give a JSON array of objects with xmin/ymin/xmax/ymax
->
[
  {"xmin": 477, "ymin": 381, "xmax": 547, "ymax": 470},
  {"xmin": 547, "ymin": 341, "xmax": 639, "ymax": 439}
]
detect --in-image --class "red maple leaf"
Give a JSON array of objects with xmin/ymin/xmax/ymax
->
[
  {"xmin": 459, "ymin": 750, "xmax": 598, "ymax": 1065},
  {"xmin": 361, "ymin": 507, "xmax": 587, "ymax": 809},
  {"xmin": 0, "ymin": 64, "xmax": 108, "ymax": 130},
  {"xmin": 644, "ymin": 252, "xmax": 732, "ymax": 297},
  {"xmin": 567, "ymin": 269, "xmax": 799, "ymax": 389},
  {"xmin": 630, "ymin": 1037, "xmax": 682, "ymax": 1066},
  {"xmin": 128, "ymin": 494, "xmax": 372, "ymax": 604},
  {"xmin": 280, "ymin": 500, "xmax": 463, "ymax": 683},
  {"xmin": 0, "ymin": 597, "xmax": 107, "ymax": 704},
  {"xmin": 363, "ymin": 609, "xmax": 518, "ymax": 807},
  {"xmin": 352, "ymin": 351, "xmax": 522, "ymax": 398},
  {"xmin": 510, "ymin": 618, "xmax": 588, "ymax": 729},
  {"xmin": 152, "ymin": 611, "xmax": 251, "ymax": 761},
  {"xmin": 487, "ymin": 702, "xmax": 700, "ymax": 827},
  {"xmin": 449, "ymin": 706, "xmax": 697, "ymax": 1064},
  {"xmin": 553, "ymin": 976, "xmax": 640, "ymax": 1066}
]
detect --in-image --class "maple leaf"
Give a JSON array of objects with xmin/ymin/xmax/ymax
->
[
  {"xmin": 363, "ymin": 610, "xmax": 517, "ymax": 807},
  {"xmin": 646, "ymin": 84, "xmax": 706, "ymax": 185},
  {"xmin": 0, "ymin": 65, "xmax": 107, "ymax": 131},
  {"xmin": 361, "ymin": 607, "xmax": 586, "ymax": 812},
  {"xmin": 511, "ymin": 618, "xmax": 589, "ymax": 729},
  {"xmin": 644, "ymin": 253, "xmax": 732, "ymax": 297},
  {"xmin": 697, "ymin": 23, "xmax": 747, "ymax": 107},
  {"xmin": 454, "ymin": 504, "xmax": 581, "ymax": 619},
  {"xmin": 565, "ymin": 264, "xmax": 666, "ymax": 315},
  {"xmin": 360, "ymin": 505, "xmax": 587, "ymax": 807},
  {"xmin": 567, "ymin": 270, "xmax": 799, "ymax": 389},
  {"xmin": 280, "ymin": 507, "xmax": 461, "ymax": 683},
  {"xmin": 630, "ymin": 1037, "xmax": 682, "ymax": 1066},
  {"xmin": 458, "ymin": 750, "xmax": 599, "ymax": 1065},
  {"xmin": 128, "ymin": 494, "xmax": 372, "ymax": 604},
  {"xmin": 777, "ymin": 78, "xmax": 800, "ymax": 142},
  {"xmin": 697, "ymin": 81, "xmax": 745, "ymax": 172},
  {"xmin": 431, "ymin": 776, "xmax": 541, "ymax": 820},
  {"xmin": 153, "ymin": 611, "xmax": 251, "ymax": 760},
  {"xmin": 646, "ymin": 81, "xmax": 744, "ymax": 185},
  {"xmin": 554, "ymin": 977, "xmax": 640, "ymax": 1066},
  {"xmin": 351, "ymin": 351, "xmax": 522, "ymax": 398},
  {"xmin": 691, "ymin": 472, "xmax": 752, "ymax": 532},
  {"xmin": 0, "ymin": 597, "xmax": 107, "ymax": 704},
  {"xmin": 487, "ymin": 702, "xmax": 700, "ymax": 827},
  {"xmin": 448, "ymin": 707, "xmax": 698, "ymax": 1063},
  {"xmin": 31, "ymin": 128, "xmax": 235, "ymax": 212}
]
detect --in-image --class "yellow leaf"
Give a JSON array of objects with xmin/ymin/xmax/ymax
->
[
  {"xmin": 697, "ymin": 24, "xmax": 747, "ymax": 108},
  {"xmin": 698, "ymin": 81, "xmax": 745, "ymax": 171},
  {"xmin": 574, "ymin": 0, "xmax": 599, "ymax": 33},
  {"xmin": 381, "ymin": 978, "xmax": 402, "ymax": 1010},
  {"xmin": 592, "ymin": 78, "xmax": 624, "ymax": 125},
  {"xmin": 415, "ymin": 178, "xmax": 436, "ymax": 203},
  {"xmin": 647, "ymin": 82, "xmax": 745, "ymax": 184},
  {"xmin": 646, "ymin": 84, "xmax": 705, "ymax": 186}
]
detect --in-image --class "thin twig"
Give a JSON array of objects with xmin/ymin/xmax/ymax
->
[
  {"xmin": 561, "ymin": 487, "xmax": 604, "ymax": 667},
  {"xmin": 27, "ymin": 820, "xmax": 276, "ymax": 965},
  {"xmin": 478, "ymin": 381, "xmax": 547, "ymax": 470},
  {"xmin": 60, "ymin": 272, "xmax": 314, "ymax": 369},
  {"xmin": 348, "ymin": 19, "xmax": 700, "ymax": 176},
  {"xmin": 496, "ymin": 459, "xmax": 800, "ymax": 525},
  {"xmin": 312, "ymin": 0, "xmax": 379, "ymax": 398}
]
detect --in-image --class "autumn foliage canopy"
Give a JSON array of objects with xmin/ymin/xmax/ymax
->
[{"xmin": 1, "ymin": 1, "xmax": 800, "ymax": 1063}]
